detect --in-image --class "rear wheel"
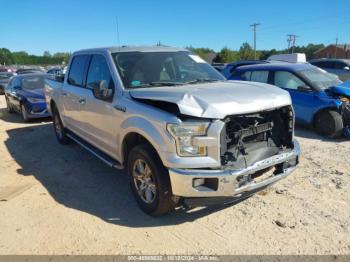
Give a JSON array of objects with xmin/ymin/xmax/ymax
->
[
  {"xmin": 52, "ymin": 107, "xmax": 70, "ymax": 144},
  {"xmin": 314, "ymin": 110, "xmax": 343, "ymax": 138},
  {"xmin": 21, "ymin": 104, "xmax": 30, "ymax": 122},
  {"xmin": 127, "ymin": 144, "xmax": 175, "ymax": 216}
]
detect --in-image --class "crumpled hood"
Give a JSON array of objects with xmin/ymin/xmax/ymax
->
[
  {"xmin": 329, "ymin": 81, "xmax": 350, "ymax": 97},
  {"xmin": 129, "ymin": 81, "xmax": 291, "ymax": 119}
]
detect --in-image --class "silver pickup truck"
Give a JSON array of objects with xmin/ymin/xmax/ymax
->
[{"xmin": 45, "ymin": 46, "xmax": 300, "ymax": 216}]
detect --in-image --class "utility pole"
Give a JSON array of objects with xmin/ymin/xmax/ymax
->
[
  {"xmin": 287, "ymin": 35, "xmax": 293, "ymax": 53},
  {"xmin": 287, "ymin": 34, "xmax": 298, "ymax": 53},
  {"xmin": 250, "ymin": 23, "xmax": 260, "ymax": 60},
  {"xmin": 335, "ymin": 37, "xmax": 338, "ymax": 59}
]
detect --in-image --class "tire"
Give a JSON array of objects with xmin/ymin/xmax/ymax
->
[
  {"xmin": 314, "ymin": 110, "xmax": 344, "ymax": 138},
  {"xmin": 52, "ymin": 106, "xmax": 70, "ymax": 144},
  {"xmin": 21, "ymin": 104, "xmax": 30, "ymax": 122},
  {"xmin": 5, "ymin": 97, "xmax": 14, "ymax": 113},
  {"xmin": 127, "ymin": 144, "xmax": 175, "ymax": 216}
]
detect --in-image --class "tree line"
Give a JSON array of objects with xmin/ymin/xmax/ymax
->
[
  {"xmin": 0, "ymin": 48, "xmax": 70, "ymax": 66},
  {"xmin": 188, "ymin": 42, "xmax": 325, "ymax": 63},
  {"xmin": 1, "ymin": 43, "xmax": 325, "ymax": 66}
]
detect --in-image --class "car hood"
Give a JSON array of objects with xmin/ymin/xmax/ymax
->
[
  {"xmin": 19, "ymin": 89, "xmax": 45, "ymax": 99},
  {"xmin": 129, "ymin": 81, "xmax": 291, "ymax": 119},
  {"xmin": 329, "ymin": 83, "xmax": 350, "ymax": 97}
]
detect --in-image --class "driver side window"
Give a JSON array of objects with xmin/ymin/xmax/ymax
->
[
  {"xmin": 86, "ymin": 55, "xmax": 115, "ymax": 102},
  {"xmin": 274, "ymin": 71, "xmax": 305, "ymax": 90}
]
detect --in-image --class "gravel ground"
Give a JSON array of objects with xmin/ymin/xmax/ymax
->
[{"xmin": 0, "ymin": 95, "xmax": 349, "ymax": 255}]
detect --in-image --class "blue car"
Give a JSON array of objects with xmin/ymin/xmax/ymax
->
[
  {"xmin": 5, "ymin": 73, "xmax": 50, "ymax": 121},
  {"xmin": 229, "ymin": 63, "xmax": 350, "ymax": 138}
]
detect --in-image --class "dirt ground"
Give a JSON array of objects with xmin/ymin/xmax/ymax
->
[{"xmin": 0, "ymin": 95, "xmax": 349, "ymax": 255}]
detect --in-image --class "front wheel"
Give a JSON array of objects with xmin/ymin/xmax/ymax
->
[
  {"xmin": 314, "ymin": 110, "xmax": 343, "ymax": 138},
  {"xmin": 5, "ymin": 97, "xmax": 14, "ymax": 113},
  {"xmin": 21, "ymin": 104, "xmax": 30, "ymax": 122},
  {"xmin": 127, "ymin": 144, "xmax": 175, "ymax": 216}
]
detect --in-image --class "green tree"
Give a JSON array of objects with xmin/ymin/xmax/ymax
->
[
  {"xmin": 43, "ymin": 51, "xmax": 52, "ymax": 57},
  {"xmin": 0, "ymin": 48, "xmax": 14, "ymax": 65},
  {"xmin": 187, "ymin": 46, "xmax": 215, "ymax": 62},
  {"xmin": 213, "ymin": 47, "xmax": 238, "ymax": 63},
  {"xmin": 238, "ymin": 42, "xmax": 256, "ymax": 60}
]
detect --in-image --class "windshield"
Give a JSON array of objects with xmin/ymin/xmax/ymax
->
[
  {"xmin": 299, "ymin": 68, "xmax": 342, "ymax": 90},
  {"xmin": 21, "ymin": 76, "xmax": 45, "ymax": 90},
  {"xmin": 112, "ymin": 51, "xmax": 225, "ymax": 89}
]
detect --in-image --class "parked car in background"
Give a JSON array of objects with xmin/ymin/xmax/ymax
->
[
  {"xmin": 221, "ymin": 60, "xmax": 269, "ymax": 78},
  {"xmin": 16, "ymin": 68, "xmax": 45, "ymax": 75},
  {"xmin": 45, "ymin": 46, "xmax": 300, "ymax": 216},
  {"xmin": 5, "ymin": 73, "xmax": 50, "ymax": 121},
  {"xmin": 0, "ymin": 72, "xmax": 16, "ymax": 94},
  {"xmin": 309, "ymin": 58, "xmax": 350, "ymax": 81},
  {"xmin": 211, "ymin": 63, "xmax": 227, "ymax": 73},
  {"xmin": 230, "ymin": 63, "xmax": 350, "ymax": 138},
  {"xmin": 47, "ymin": 67, "xmax": 64, "ymax": 76}
]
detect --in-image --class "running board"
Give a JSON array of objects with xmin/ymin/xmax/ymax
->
[{"xmin": 66, "ymin": 131, "xmax": 123, "ymax": 170}]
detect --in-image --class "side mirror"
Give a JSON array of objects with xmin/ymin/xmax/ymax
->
[
  {"xmin": 297, "ymin": 85, "xmax": 312, "ymax": 92},
  {"xmin": 55, "ymin": 74, "xmax": 65, "ymax": 82},
  {"xmin": 344, "ymin": 66, "xmax": 350, "ymax": 71},
  {"xmin": 13, "ymin": 85, "xmax": 21, "ymax": 90},
  {"xmin": 92, "ymin": 80, "xmax": 113, "ymax": 100}
]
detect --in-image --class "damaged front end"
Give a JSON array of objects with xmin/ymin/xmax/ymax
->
[
  {"xmin": 340, "ymin": 101, "xmax": 350, "ymax": 137},
  {"xmin": 168, "ymin": 105, "xmax": 300, "ymax": 202},
  {"xmin": 221, "ymin": 106, "xmax": 294, "ymax": 169}
]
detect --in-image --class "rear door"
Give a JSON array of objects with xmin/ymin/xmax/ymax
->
[{"xmin": 61, "ymin": 55, "xmax": 90, "ymax": 134}]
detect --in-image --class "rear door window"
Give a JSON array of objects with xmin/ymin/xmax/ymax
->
[
  {"xmin": 250, "ymin": 71, "xmax": 269, "ymax": 83},
  {"xmin": 67, "ymin": 55, "xmax": 90, "ymax": 87}
]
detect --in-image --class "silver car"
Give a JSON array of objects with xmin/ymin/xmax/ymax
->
[{"xmin": 309, "ymin": 58, "xmax": 350, "ymax": 81}]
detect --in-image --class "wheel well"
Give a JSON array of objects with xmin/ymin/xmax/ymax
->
[
  {"xmin": 50, "ymin": 100, "xmax": 57, "ymax": 112},
  {"xmin": 122, "ymin": 132, "xmax": 158, "ymax": 165},
  {"xmin": 312, "ymin": 107, "xmax": 339, "ymax": 127}
]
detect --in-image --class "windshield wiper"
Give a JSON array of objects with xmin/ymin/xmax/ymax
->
[
  {"xmin": 149, "ymin": 81, "xmax": 184, "ymax": 86},
  {"xmin": 185, "ymin": 78, "xmax": 220, "ymax": 85},
  {"xmin": 128, "ymin": 81, "xmax": 184, "ymax": 89}
]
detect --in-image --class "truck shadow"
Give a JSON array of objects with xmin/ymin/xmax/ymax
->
[{"xmin": 4, "ymin": 124, "xmax": 238, "ymax": 228}]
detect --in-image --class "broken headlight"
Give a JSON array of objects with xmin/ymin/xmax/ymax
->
[
  {"xmin": 167, "ymin": 123, "xmax": 209, "ymax": 157},
  {"xmin": 340, "ymin": 96, "xmax": 350, "ymax": 103}
]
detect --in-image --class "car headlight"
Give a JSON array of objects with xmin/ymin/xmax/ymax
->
[
  {"xmin": 167, "ymin": 123, "xmax": 209, "ymax": 157},
  {"xmin": 27, "ymin": 97, "xmax": 46, "ymax": 103},
  {"xmin": 340, "ymin": 96, "xmax": 350, "ymax": 103}
]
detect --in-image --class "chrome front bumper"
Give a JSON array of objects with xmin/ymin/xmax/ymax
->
[{"xmin": 168, "ymin": 140, "xmax": 300, "ymax": 198}]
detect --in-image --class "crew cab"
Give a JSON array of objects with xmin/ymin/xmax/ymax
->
[{"xmin": 45, "ymin": 46, "xmax": 300, "ymax": 216}]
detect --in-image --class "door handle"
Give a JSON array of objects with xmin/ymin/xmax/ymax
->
[
  {"xmin": 78, "ymin": 98, "xmax": 86, "ymax": 105},
  {"xmin": 62, "ymin": 92, "xmax": 67, "ymax": 97}
]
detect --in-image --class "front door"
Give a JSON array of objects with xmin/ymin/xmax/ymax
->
[
  {"xmin": 76, "ymin": 54, "xmax": 120, "ymax": 157},
  {"xmin": 273, "ymin": 70, "xmax": 318, "ymax": 124}
]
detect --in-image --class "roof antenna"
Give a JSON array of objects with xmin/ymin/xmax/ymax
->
[{"xmin": 116, "ymin": 16, "xmax": 121, "ymax": 50}]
